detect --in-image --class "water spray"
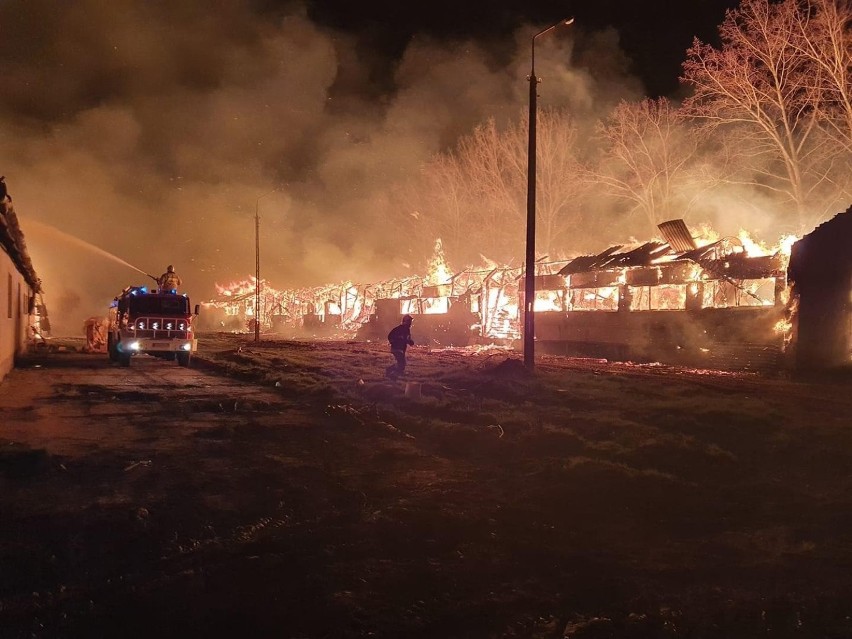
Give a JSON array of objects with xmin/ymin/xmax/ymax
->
[{"xmin": 23, "ymin": 219, "xmax": 160, "ymax": 284}]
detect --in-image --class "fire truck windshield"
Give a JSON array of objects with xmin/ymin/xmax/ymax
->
[{"xmin": 129, "ymin": 296, "xmax": 190, "ymax": 316}]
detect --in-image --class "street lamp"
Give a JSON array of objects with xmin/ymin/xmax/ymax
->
[
  {"xmin": 524, "ymin": 17, "xmax": 574, "ymax": 371},
  {"xmin": 255, "ymin": 188, "xmax": 277, "ymax": 342}
]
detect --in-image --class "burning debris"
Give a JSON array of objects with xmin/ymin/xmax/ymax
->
[
  {"xmin": 203, "ymin": 210, "xmax": 852, "ymax": 371},
  {"xmin": 532, "ymin": 219, "xmax": 794, "ymax": 369}
]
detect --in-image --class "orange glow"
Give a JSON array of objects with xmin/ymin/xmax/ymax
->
[
  {"xmin": 208, "ymin": 225, "xmax": 798, "ymax": 345},
  {"xmin": 426, "ymin": 239, "xmax": 452, "ymax": 286}
]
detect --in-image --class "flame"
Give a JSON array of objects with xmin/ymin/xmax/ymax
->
[
  {"xmin": 533, "ymin": 291, "xmax": 563, "ymax": 312},
  {"xmin": 737, "ymin": 230, "xmax": 770, "ymax": 256},
  {"xmin": 206, "ymin": 223, "xmax": 800, "ymax": 345},
  {"xmin": 777, "ymin": 295, "xmax": 799, "ymax": 350},
  {"xmin": 774, "ymin": 317, "xmax": 792, "ymax": 334},
  {"xmin": 692, "ymin": 223, "xmax": 721, "ymax": 247},
  {"xmin": 687, "ymin": 263, "xmax": 704, "ymax": 280},
  {"xmin": 426, "ymin": 239, "xmax": 453, "ymax": 285},
  {"xmin": 738, "ymin": 230, "xmax": 800, "ymax": 258},
  {"xmin": 778, "ymin": 234, "xmax": 798, "ymax": 256},
  {"xmin": 215, "ymin": 276, "xmax": 258, "ymax": 297}
]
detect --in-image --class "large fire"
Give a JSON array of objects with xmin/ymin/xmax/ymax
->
[{"xmin": 204, "ymin": 225, "xmax": 800, "ymax": 351}]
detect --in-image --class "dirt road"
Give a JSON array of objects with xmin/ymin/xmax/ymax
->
[
  {"xmin": 2, "ymin": 344, "xmax": 852, "ymax": 638},
  {"xmin": 0, "ymin": 352, "xmax": 357, "ymax": 637}
]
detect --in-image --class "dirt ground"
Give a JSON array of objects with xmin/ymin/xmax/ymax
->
[{"xmin": 1, "ymin": 334, "xmax": 852, "ymax": 638}]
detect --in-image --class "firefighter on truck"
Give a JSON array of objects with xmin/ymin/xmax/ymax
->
[{"xmin": 107, "ymin": 284, "xmax": 199, "ymax": 367}]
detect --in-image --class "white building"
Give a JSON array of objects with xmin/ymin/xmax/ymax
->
[{"xmin": 0, "ymin": 198, "xmax": 40, "ymax": 382}]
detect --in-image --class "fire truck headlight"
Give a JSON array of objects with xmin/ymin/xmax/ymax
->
[
  {"xmin": 182, "ymin": 343, "xmax": 192, "ymax": 351},
  {"xmin": 137, "ymin": 321, "xmax": 145, "ymax": 329},
  {"xmin": 129, "ymin": 341, "xmax": 141, "ymax": 351}
]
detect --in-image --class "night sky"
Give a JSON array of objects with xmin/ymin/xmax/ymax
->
[
  {"xmin": 298, "ymin": 0, "xmax": 742, "ymax": 97},
  {"xmin": 0, "ymin": 0, "xmax": 745, "ymax": 332}
]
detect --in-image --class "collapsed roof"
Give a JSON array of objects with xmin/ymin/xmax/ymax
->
[
  {"xmin": 557, "ymin": 219, "xmax": 785, "ymax": 282},
  {"xmin": 0, "ymin": 200, "xmax": 40, "ymax": 292}
]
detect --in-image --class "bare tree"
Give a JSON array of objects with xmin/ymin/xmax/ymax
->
[
  {"xmin": 410, "ymin": 153, "xmax": 471, "ymax": 257},
  {"xmin": 682, "ymin": 0, "xmax": 851, "ymax": 231},
  {"xmin": 530, "ymin": 110, "xmax": 587, "ymax": 257},
  {"xmin": 788, "ymin": 0, "xmax": 852, "ymax": 153},
  {"xmin": 411, "ymin": 109, "xmax": 585, "ymax": 265},
  {"xmin": 456, "ymin": 118, "xmax": 525, "ymax": 260},
  {"xmin": 593, "ymin": 97, "xmax": 704, "ymax": 231}
]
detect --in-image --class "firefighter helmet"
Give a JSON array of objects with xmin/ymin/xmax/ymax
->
[
  {"xmin": 167, "ymin": 265, "xmax": 175, "ymax": 273},
  {"xmin": 402, "ymin": 314, "xmax": 413, "ymax": 324}
]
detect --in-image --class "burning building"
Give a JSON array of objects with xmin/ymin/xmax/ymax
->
[
  {"xmin": 530, "ymin": 219, "xmax": 793, "ymax": 370},
  {"xmin": 205, "ymin": 210, "xmax": 851, "ymax": 372}
]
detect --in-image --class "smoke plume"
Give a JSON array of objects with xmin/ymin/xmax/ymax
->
[{"xmin": 0, "ymin": 0, "xmax": 644, "ymax": 334}]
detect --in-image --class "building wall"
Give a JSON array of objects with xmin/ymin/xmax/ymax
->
[
  {"xmin": 0, "ymin": 246, "xmax": 33, "ymax": 382},
  {"xmin": 788, "ymin": 206, "xmax": 852, "ymax": 370}
]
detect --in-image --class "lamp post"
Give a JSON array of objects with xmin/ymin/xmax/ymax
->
[
  {"xmin": 524, "ymin": 17, "xmax": 574, "ymax": 371},
  {"xmin": 254, "ymin": 188, "xmax": 277, "ymax": 342}
]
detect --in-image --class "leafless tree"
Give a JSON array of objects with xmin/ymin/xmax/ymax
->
[
  {"xmin": 682, "ymin": 0, "xmax": 851, "ymax": 231},
  {"xmin": 788, "ymin": 0, "xmax": 852, "ymax": 154},
  {"xmin": 406, "ymin": 154, "xmax": 471, "ymax": 257},
  {"xmin": 531, "ymin": 111, "xmax": 587, "ymax": 258},
  {"xmin": 411, "ymin": 109, "xmax": 585, "ymax": 265},
  {"xmin": 592, "ymin": 97, "xmax": 705, "ymax": 232}
]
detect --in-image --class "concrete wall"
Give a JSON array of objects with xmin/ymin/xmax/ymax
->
[{"xmin": 0, "ymin": 246, "xmax": 33, "ymax": 382}]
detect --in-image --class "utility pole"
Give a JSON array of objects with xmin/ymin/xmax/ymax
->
[
  {"xmin": 524, "ymin": 17, "xmax": 574, "ymax": 371},
  {"xmin": 255, "ymin": 204, "xmax": 260, "ymax": 343},
  {"xmin": 254, "ymin": 189, "xmax": 277, "ymax": 343}
]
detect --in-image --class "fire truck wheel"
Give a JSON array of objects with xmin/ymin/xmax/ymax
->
[
  {"xmin": 118, "ymin": 353, "xmax": 131, "ymax": 367},
  {"xmin": 177, "ymin": 352, "xmax": 191, "ymax": 367}
]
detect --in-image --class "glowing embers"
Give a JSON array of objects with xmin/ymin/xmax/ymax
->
[
  {"xmin": 533, "ymin": 290, "xmax": 566, "ymax": 312},
  {"xmin": 402, "ymin": 297, "xmax": 448, "ymax": 315},
  {"xmin": 482, "ymin": 285, "xmax": 519, "ymax": 340},
  {"xmin": 627, "ymin": 284, "xmax": 687, "ymax": 311},
  {"xmin": 701, "ymin": 277, "xmax": 778, "ymax": 308}
]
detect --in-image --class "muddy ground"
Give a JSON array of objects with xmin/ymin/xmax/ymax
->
[{"xmin": 1, "ymin": 334, "xmax": 852, "ymax": 638}]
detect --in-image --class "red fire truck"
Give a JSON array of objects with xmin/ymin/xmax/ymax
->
[{"xmin": 107, "ymin": 286, "xmax": 199, "ymax": 367}]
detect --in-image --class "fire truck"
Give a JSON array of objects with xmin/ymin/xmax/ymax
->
[{"xmin": 107, "ymin": 286, "xmax": 199, "ymax": 367}]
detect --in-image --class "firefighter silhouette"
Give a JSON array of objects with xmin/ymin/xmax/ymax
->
[
  {"xmin": 385, "ymin": 314, "xmax": 415, "ymax": 379},
  {"xmin": 158, "ymin": 265, "xmax": 182, "ymax": 293}
]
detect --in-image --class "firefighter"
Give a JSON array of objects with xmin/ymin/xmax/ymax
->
[
  {"xmin": 385, "ymin": 314, "xmax": 415, "ymax": 380},
  {"xmin": 158, "ymin": 265, "xmax": 182, "ymax": 293},
  {"xmin": 0, "ymin": 176, "xmax": 8, "ymax": 203}
]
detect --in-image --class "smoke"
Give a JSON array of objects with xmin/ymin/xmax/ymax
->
[{"xmin": 0, "ymin": 0, "xmax": 646, "ymax": 334}]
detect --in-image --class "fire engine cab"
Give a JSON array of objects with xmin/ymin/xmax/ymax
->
[{"xmin": 107, "ymin": 286, "xmax": 199, "ymax": 367}]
